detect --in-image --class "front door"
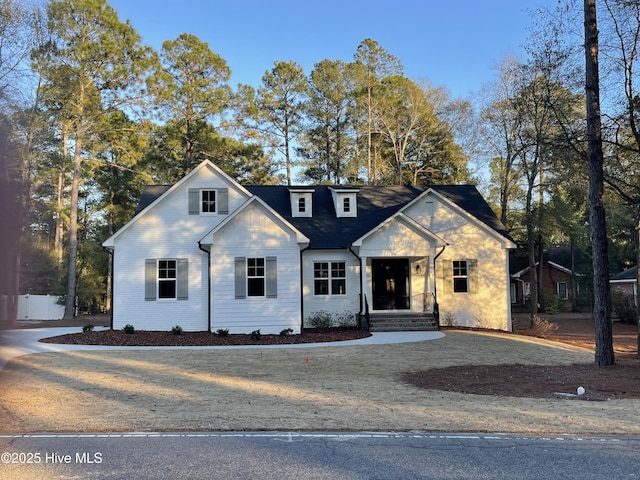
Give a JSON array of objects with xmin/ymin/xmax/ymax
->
[{"xmin": 372, "ymin": 259, "xmax": 410, "ymax": 310}]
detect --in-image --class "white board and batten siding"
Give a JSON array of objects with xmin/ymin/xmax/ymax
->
[
  {"xmin": 208, "ymin": 201, "xmax": 304, "ymax": 334},
  {"xmin": 109, "ymin": 164, "xmax": 251, "ymax": 332},
  {"xmin": 301, "ymin": 250, "xmax": 360, "ymax": 327}
]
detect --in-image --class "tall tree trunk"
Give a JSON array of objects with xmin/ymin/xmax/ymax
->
[
  {"xmin": 584, "ymin": 0, "xmax": 614, "ymax": 366},
  {"xmin": 64, "ymin": 127, "xmax": 83, "ymax": 319},
  {"xmin": 54, "ymin": 131, "xmax": 68, "ymax": 265},
  {"xmin": 636, "ymin": 219, "xmax": 640, "ymax": 354}
]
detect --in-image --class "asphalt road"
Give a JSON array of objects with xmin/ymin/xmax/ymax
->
[{"xmin": 0, "ymin": 432, "xmax": 638, "ymax": 480}]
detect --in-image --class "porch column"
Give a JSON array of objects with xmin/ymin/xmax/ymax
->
[{"xmin": 360, "ymin": 254, "xmax": 368, "ymax": 314}]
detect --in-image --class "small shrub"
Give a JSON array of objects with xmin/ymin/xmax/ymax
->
[
  {"xmin": 250, "ymin": 329, "xmax": 261, "ymax": 341},
  {"xmin": 215, "ymin": 329, "xmax": 229, "ymax": 337},
  {"xmin": 530, "ymin": 315, "xmax": 559, "ymax": 337},
  {"xmin": 122, "ymin": 324, "xmax": 135, "ymax": 334},
  {"xmin": 279, "ymin": 328, "xmax": 294, "ymax": 336},
  {"xmin": 306, "ymin": 310, "xmax": 333, "ymax": 329},
  {"xmin": 171, "ymin": 325, "xmax": 183, "ymax": 335},
  {"xmin": 442, "ymin": 311, "xmax": 456, "ymax": 327},
  {"xmin": 82, "ymin": 324, "xmax": 94, "ymax": 333},
  {"xmin": 335, "ymin": 311, "xmax": 356, "ymax": 327},
  {"xmin": 544, "ymin": 294, "xmax": 560, "ymax": 314}
]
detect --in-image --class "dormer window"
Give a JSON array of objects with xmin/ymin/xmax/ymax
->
[
  {"xmin": 329, "ymin": 187, "xmax": 358, "ymax": 218},
  {"xmin": 290, "ymin": 188, "xmax": 314, "ymax": 218}
]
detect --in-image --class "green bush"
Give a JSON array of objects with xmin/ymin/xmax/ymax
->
[
  {"xmin": 171, "ymin": 325, "xmax": 183, "ymax": 335},
  {"xmin": 279, "ymin": 328, "xmax": 294, "ymax": 336},
  {"xmin": 215, "ymin": 329, "xmax": 229, "ymax": 337},
  {"xmin": 335, "ymin": 311, "xmax": 356, "ymax": 327},
  {"xmin": 250, "ymin": 329, "xmax": 261, "ymax": 341},
  {"xmin": 306, "ymin": 310, "xmax": 333, "ymax": 329},
  {"xmin": 82, "ymin": 324, "xmax": 94, "ymax": 333},
  {"xmin": 544, "ymin": 294, "xmax": 559, "ymax": 314},
  {"xmin": 122, "ymin": 324, "xmax": 135, "ymax": 334}
]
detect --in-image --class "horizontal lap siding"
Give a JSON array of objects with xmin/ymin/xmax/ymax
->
[
  {"xmin": 111, "ymin": 169, "xmax": 249, "ymax": 332},
  {"xmin": 301, "ymin": 250, "xmax": 360, "ymax": 326}
]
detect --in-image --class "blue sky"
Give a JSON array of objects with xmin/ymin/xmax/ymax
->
[{"xmin": 108, "ymin": 0, "xmax": 555, "ymax": 99}]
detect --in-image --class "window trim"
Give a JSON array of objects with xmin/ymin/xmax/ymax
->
[
  {"xmin": 442, "ymin": 258, "xmax": 477, "ymax": 295},
  {"xmin": 201, "ymin": 189, "xmax": 217, "ymax": 214},
  {"xmin": 557, "ymin": 281, "xmax": 568, "ymax": 300},
  {"xmin": 145, "ymin": 258, "xmax": 188, "ymax": 301},
  {"xmin": 313, "ymin": 261, "xmax": 346, "ymax": 296},
  {"xmin": 158, "ymin": 259, "xmax": 177, "ymax": 299},
  {"xmin": 189, "ymin": 188, "xmax": 229, "ymax": 215},
  {"xmin": 452, "ymin": 260, "xmax": 469, "ymax": 293},
  {"xmin": 247, "ymin": 257, "xmax": 266, "ymax": 297},
  {"xmin": 235, "ymin": 256, "xmax": 277, "ymax": 299}
]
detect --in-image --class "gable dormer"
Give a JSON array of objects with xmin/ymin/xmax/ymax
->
[
  {"xmin": 289, "ymin": 188, "xmax": 315, "ymax": 217},
  {"xmin": 329, "ymin": 187, "xmax": 359, "ymax": 218}
]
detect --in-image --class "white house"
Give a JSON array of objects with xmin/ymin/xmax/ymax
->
[{"xmin": 103, "ymin": 160, "xmax": 516, "ymax": 334}]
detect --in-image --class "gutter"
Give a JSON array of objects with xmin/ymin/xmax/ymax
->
[
  {"xmin": 300, "ymin": 244, "xmax": 311, "ymax": 332},
  {"xmin": 432, "ymin": 245, "xmax": 447, "ymax": 328},
  {"xmin": 348, "ymin": 246, "xmax": 365, "ymax": 330},
  {"xmin": 198, "ymin": 241, "xmax": 212, "ymax": 332},
  {"xmin": 102, "ymin": 246, "xmax": 114, "ymax": 331}
]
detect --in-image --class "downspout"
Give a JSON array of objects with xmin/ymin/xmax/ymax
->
[
  {"xmin": 432, "ymin": 245, "xmax": 447, "ymax": 328},
  {"xmin": 348, "ymin": 246, "xmax": 365, "ymax": 329},
  {"xmin": 102, "ymin": 246, "xmax": 114, "ymax": 331},
  {"xmin": 300, "ymin": 244, "xmax": 311, "ymax": 332},
  {"xmin": 198, "ymin": 241, "xmax": 211, "ymax": 332}
]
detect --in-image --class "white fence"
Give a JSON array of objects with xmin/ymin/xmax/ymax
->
[{"xmin": 17, "ymin": 294, "xmax": 65, "ymax": 320}]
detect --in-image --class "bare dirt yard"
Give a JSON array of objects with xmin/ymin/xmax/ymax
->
[{"xmin": 0, "ymin": 313, "xmax": 639, "ymax": 434}]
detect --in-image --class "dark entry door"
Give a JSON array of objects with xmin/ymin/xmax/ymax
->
[{"xmin": 372, "ymin": 259, "xmax": 410, "ymax": 310}]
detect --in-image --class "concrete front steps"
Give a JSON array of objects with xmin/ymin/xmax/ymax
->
[{"xmin": 366, "ymin": 313, "xmax": 438, "ymax": 332}]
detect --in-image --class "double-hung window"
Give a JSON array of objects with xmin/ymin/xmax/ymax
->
[
  {"xmin": 201, "ymin": 190, "xmax": 216, "ymax": 213},
  {"xmin": 557, "ymin": 282, "xmax": 568, "ymax": 300},
  {"xmin": 145, "ymin": 258, "xmax": 188, "ymax": 301},
  {"xmin": 247, "ymin": 258, "xmax": 265, "ymax": 297},
  {"xmin": 158, "ymin": 260, "xmax": 177, "ymax": 298},
  {"xmin": 235, "ymin": 256, "xmax": 277, "ymax": 299},
  {"xmin": 314, "ymin": 261, "xmax": 346, "ymax": 295},
  {"xmin": 188, "ymin": 188, "xmax": 229, "ymax": 215},
  {"xmin": 443, "ymin": 258, "xmax": 477, "ymax": 294},
  {"xmin": 452, "ymin": 260, "xmax": 469, "ymax": 293}
]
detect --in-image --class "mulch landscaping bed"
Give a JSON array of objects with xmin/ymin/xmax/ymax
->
[
  {"xmin": 39, "ymin": 327, "xmax": 371, "ymax": 346},
  {"xmin": 404, "ymin": 314, "xmax": 640, "ymax": 400}
]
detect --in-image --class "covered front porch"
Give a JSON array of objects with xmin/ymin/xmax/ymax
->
[
  {"xmin": 359, "ymin": 256, "xmax": 439, "ymax": 331},
  {"xmin": 351, "ymin": 210, "xmax": 448, "ymax": 332}
]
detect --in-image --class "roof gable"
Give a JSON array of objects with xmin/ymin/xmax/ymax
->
[
  {"xmin": 112, "ymin": 159, "xmax": 512, "ymax": 251},
  {"xmin": 103, "ymin": 161, "xmax": 250, "ymax": 248},
  {"xmin": 199, "ymin": 196, "xmax": 309, "ymax": 247}
]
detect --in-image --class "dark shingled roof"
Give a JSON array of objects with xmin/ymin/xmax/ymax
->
[
  {"xmin": 134, "ymin": 183, "xmax": 512, "ymax": 249},
  {"xmin": 135, "ymin": 184, "xmax": 172, "ymax": 214},
  {"xmin": 611, "ymin": 266, "xmax": 637, "ymax": 281}
]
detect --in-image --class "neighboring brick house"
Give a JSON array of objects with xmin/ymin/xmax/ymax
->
[
  {"xmin": 510, "ymin": 248, "xmax": 584, "ymax": 311},
  {"xmin": 610, "ymin": 266, "xmax": 637, "ymax": 304}
]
